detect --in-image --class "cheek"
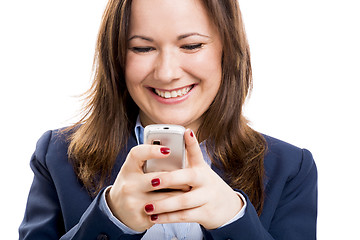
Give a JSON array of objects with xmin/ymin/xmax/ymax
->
[
  {"xmin": 125, "ymin": 53, "xmax": 153, "ymax": 85},
  {"xmin": 183, "ymin": 50, "xmax": 222, "ymax": 84}
]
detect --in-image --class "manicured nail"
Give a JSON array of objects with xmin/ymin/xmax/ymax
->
[
  {"xmin": 151, "ymin": 178, "xmax": 160, "ymax": 187},
  {"xmin": 190, "ymin": 131, "xmax": 194, "ymax": 137},
  {"xmin": 151, "ymin": 214, "xmax": 158, "ymax": 221},
  {"xmin": 160, "ymin": 147, "xmax": 170, "ymax": 155},
  {"xmin": 145, "ymin": 204, "xmax": 154, "ymax": 213}
]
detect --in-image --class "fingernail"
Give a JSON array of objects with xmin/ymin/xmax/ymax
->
[
  {"xmin": 160, "ymin": 147, "xmax": 170, "ymax": 155},
  {"xmin": 151, "ymin": 214, "xmax": 158, "ymax": 221},
  {"xmin": 151, "ymin": 178, "xmax": 160, "ymax": 187},
  {"xmin": 145, "ymin": 204, "xmax": 154, "ymax": 213},
  {"xmin": 190, "ymin": 131, "xmax": 194, "ymax": 137}
]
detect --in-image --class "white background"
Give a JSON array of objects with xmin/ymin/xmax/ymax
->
[{"xmin": 1, "ymin": 0, "xmax": 359, "ymax": 239}]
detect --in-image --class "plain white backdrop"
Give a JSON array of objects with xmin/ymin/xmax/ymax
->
[{"xmin": 1, "ymin": 0, "xmax": 359, "ymax": 239}]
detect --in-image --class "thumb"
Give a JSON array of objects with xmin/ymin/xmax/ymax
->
[
  {"xmin": 123, "ymin": 144, "xmax": 170, "ymax": 173},
  {"xmin": 184, "ymin": 129, "xmax": 205, "ymax": 167}
]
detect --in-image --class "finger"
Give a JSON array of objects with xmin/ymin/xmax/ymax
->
[
  {"xmin": 147, "ymin": 189, "xmax": 185, "ymax": 202},
  {"xmin": 141, "ymin": 172, "xmax": 191, "ymax": 193},
  {"xmin": 149, "ymin": 206, "xmax": 204, "ymax": 225},
  {"xmin": 144, "ymin": 189, "xmax": 206, "ymax": 216},
  {"xmin": 184, "ymin": 129, "xmax": 205, "ymax": 167},
  {"xmin": 123, "ymin": 144, "xmax": 171, "ymax": 172},
  {"xmin": 148, "ymin": 168, "xmax": 202, "ymax": 192}
]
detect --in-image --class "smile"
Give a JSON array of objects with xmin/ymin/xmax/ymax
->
[{"xmin": 153, "ymin": 85, "xmax": 194, "ymax": 99}]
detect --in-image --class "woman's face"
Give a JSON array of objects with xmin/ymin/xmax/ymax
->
[{"xmin": 125, "ymin": 0, "xmax": 222, "ymax": 132}]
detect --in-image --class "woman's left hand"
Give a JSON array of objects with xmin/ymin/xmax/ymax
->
[{"xmin": 143, "ymin": 129, "xmax": 243, "ymax": 229}]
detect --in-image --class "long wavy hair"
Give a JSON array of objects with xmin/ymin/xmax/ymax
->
[{"xmin": 67, "ymin": 0, "xmax": 267, "ymax": 214}]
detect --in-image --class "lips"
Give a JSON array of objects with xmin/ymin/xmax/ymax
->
[{"xmin": 153, "ymin": 85, "xmax": 194, "ymax": 99}]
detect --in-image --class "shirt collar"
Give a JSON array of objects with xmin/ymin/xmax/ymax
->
[{"xmin": 134, "ymin": 115, "xmax": 144, "ymax": 145}]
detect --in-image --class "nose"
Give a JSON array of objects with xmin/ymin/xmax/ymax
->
[{"xmin": 153, "ymin": 49, "xmax": 181, "ymax": 82}]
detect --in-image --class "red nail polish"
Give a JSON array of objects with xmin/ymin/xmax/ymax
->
[
  {"xmin": 145, "ymin": 204, "xmax": 154, "ymax": 213},
  {"xmin": 151, "ymin": 178, "xmax": 160, "ymax": 187},
  {"xmin": 151, "ymin": 214, "xmax": 158, "ymax": 221},
  {"xmin": 160, "ymin": 147, "xmax": 170, "ymax": 155},
  {"xmin": 190, "ymin": 131, "xmax": 194, "ymax": 137}
]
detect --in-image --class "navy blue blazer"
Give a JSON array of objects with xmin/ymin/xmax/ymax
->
[{"xmin": 19, "ymin": 129, "xmax": 317, "ymax": 239}]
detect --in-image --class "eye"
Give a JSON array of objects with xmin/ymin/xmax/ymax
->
[
  {"xmin": 181, "ymin": 43, "xmax": 204, "ymax": 51},
  {"xmin": 130, "ymin": 47, "xmax": 155, "ymax": 53}
]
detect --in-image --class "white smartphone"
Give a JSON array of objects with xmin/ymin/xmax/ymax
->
[{"xmin": 143, "ymin": 124, "xmax": 186, "ymax": 173}]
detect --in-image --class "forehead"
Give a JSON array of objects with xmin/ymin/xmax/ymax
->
[{"xmin": 129, "ymin": 0, "xmax": 216, "ymax": 37}]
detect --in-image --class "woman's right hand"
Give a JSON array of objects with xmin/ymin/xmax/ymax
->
[{"xmin": 106, "ymin": 144, "xmax": 175, "ymax": 232}]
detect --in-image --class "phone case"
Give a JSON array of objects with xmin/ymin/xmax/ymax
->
[{"xmin": 143, "ymin": 124, "xmax": 185, "ymax": 173}]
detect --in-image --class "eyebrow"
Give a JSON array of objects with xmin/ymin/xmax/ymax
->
[
  {"xmin": 177, "ymin": 32, "xmax": 210, "ymax": 40},
  {"xmin": 128, "ymin": 35, "xmax": 154, "ymax": 42},
  {"xmin": 128, "ymin": 32, "xmax": 210, "ymax": 42}
]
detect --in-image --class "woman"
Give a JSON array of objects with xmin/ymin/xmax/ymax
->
[{"xmin": 19, "ymin": 0, "xmax": 317, "ymax": 239}]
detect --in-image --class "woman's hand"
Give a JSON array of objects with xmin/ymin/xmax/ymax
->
[
  {"xmin": 106, "ymin": 144, "xmax": 179, "ymax": 232},
  {"xmin": 142, "ymin": 129, "xmax": 244, "ymax": 229}
]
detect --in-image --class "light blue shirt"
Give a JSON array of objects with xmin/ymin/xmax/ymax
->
[{"xmin": 99, "ymin": 118, "xmax": 246, "ymax": 239}]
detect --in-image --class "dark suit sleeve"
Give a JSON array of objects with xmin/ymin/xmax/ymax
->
[
  {"xmin": 60, "ymin": 190, "xmax": 145, "ymax": 240},
  {"xmin": 19, "ymin": 131, "xmax": 65, "ymax": 239},
  {"xmin": 201, "ymin": 149, "xmax": 318, "ymax": 240},
  {"xmin": 19, "ymin": 131, "xmax": 145, "ymax": 240}
]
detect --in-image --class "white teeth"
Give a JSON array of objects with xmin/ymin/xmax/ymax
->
[
  {"xmin": 171, "ymin": 91, "xmax": 177, "ymax": 98},
  {"xmin": 164, "ymin": 92, "xmax": 171, "ymax": 98},
  {"xmin": 154, "ymin": 86, "xmax": 192, "ymax": 99}
]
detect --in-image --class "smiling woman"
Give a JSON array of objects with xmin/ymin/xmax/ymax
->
[{"xmin": 19, "ymin": 0, "xmax": 317, "ymax": 239}]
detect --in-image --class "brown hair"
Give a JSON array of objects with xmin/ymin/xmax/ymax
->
[{"xmin": 67, "ymin": 0, "xmax": 267, "ymax": 214}]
